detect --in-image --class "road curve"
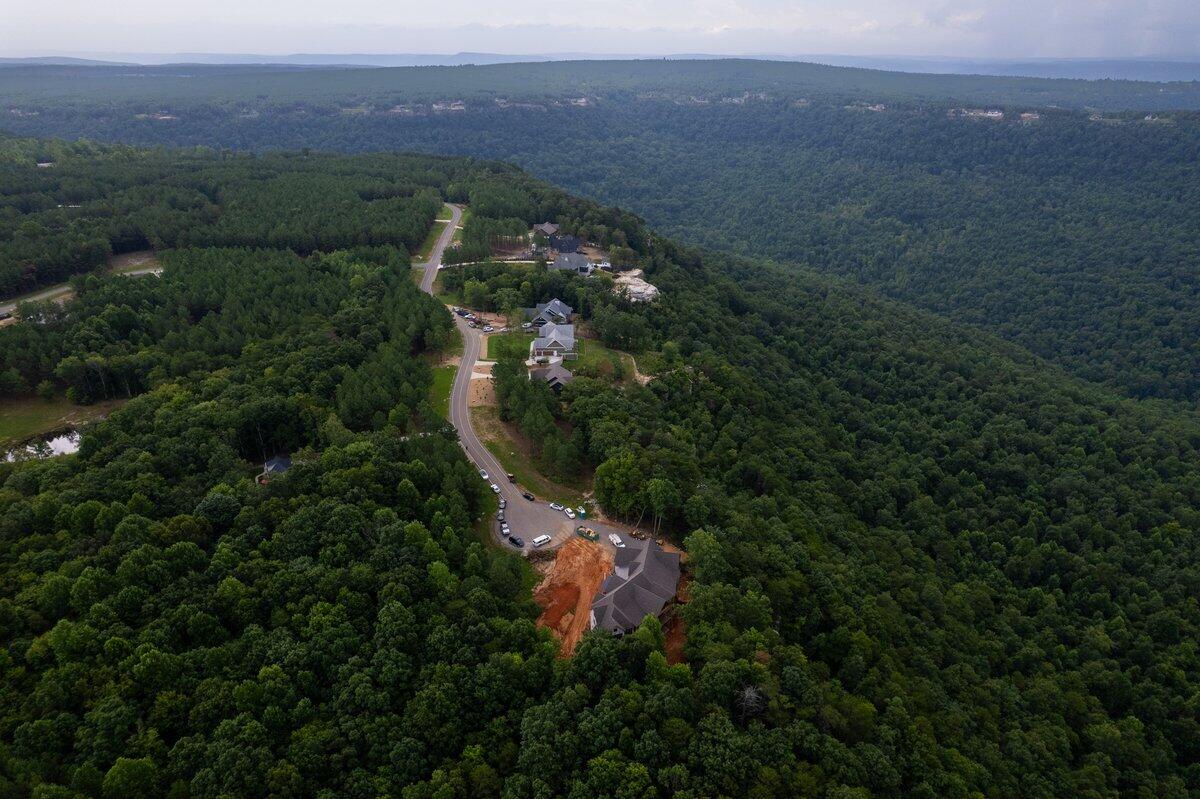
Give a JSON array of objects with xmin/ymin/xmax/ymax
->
[{"xmin": 417, "ymin": 205, "xmax": 632, "ymax": 555}]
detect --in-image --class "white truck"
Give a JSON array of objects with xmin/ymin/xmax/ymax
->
[{"xmin": 608, "ymin": 533, "xmax": 625, "ymax": 548}]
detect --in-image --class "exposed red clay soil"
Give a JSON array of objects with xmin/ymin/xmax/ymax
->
[
  {"xmin": 663, "ymin": 572, "xmax": 692, "ymax": 664},
  {"xmin": 663, "ymin": 611, "xmax": 687, "ymax": 665},
  {"xmin": 534, "ymin": 538, "xmax": 614, "ymax": 657}
]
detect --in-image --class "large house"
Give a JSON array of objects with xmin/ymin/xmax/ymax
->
[
  {"xmin": 523, "ymin": 298, "xmax": 574, "ymax": 326},
  {"xmin": 533, "ymin": 222, "xmax": 559, "ymax": 237},
  {"xmin": 530, "ymin": 322, "xmax": 576, "ymax": 360},
  {"xmin": 551, "ymin": 252, "xmax": 593, "ymax": 276},
  {"xmin": 590, "ymin": 538, "xmax": 681, "ymax": 635},
  {"xmin": 549, "ymin": 234, "xmax": 581, "ymax": 253},
  {"xmin": 529, "ymin": 362, "xmax": 574, "ymax": 393}
]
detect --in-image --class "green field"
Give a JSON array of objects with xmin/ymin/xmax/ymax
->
[
  {"xmin": 429, "ymin": 366, "xmax": 456, "ymax": 418},
  {"xmin": 0, "ymin": 396, "xmax": 122, "ymax": 449},
  {"xmin": 414, "ymin": 220, "xmax": 448, "ymax": 261},
  {"xmin": 482, "ymin": 331, "xmax": 532, "ymax": 361},
  {"xmin": 435, "ymin": 203, "xmax": 453, "ymax": 221}
]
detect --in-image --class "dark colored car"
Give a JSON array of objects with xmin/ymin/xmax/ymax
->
[
  {"xmin": 522, "ymin": 491, "xmax": 535, "ymax": 501},
  {"xmin": 507, "ymin": 535, "xmax": 524, "ymax": 548}
]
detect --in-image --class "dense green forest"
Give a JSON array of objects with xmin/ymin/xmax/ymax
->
[
  {"xmin": 2, "ymin": 137, "xmax": 1200, "ymax": 797},
  {"xmin": 0, "ymin": 136, "xmax": 451, "ymax": 298},
  {"xmin": 4, "ymin": 65, "xmax": 1199, "ymax": 402},
  {"xmin": 3, "ymin": 59, "xmax": 1200, "ymax": 109}
]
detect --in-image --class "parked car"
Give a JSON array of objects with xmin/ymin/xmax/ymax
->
[
  {"xmin": 576, "ymin": 507, "xmax": 586, "ymax": 517},
  {"xmin": 522, "ymin": 492, "xmax": 535, "ymax": 501},
  {"xmin": 564, "ymin": 508, "xmax": 576, "ymax": 519},
  {"xmin": 549, "ymin": 502, "xmax": 564, "ymax": 511},
  {"xmin": 507, "ymin": 535, "xmax": 524, "ymax": 548},
  {"xmin": 490, "ymin": 483, "xmax": 500, "ymax": 493},
  {"xmin": 521, "ymin": 322, "xmax": 532, "ymax": 329},
  {"xmin": 501, "ymin": 523, "xmax": 510, "ymax": 534},
  {"xmin": 482, "ymin": 325, "xmax": 494, "ymax": 333},
  {"xmin": 609, "ymin": 533, "xmax": 625, "ymax": 548},
  {"xmin": 479, "ymin": 469, "xmax": 488, "ymax": 479},
  {"xmin": 495, "ymin": 510, "xmax": 504, "ymax": 520},
  {"xmin": 498, "ymin": 499, "xmax": 506, "ymax": 509},
  {"xmin": 532, "ymin": 534, "xmax": 552, "ymax": 548},
  {"xmin": 506, "ymin": 473, "xmax": 515, "ymax": 481}
]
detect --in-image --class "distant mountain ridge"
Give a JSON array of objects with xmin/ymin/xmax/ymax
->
[{"xmin": 4, "ymin": 52, "xmax": 1200, "ymax": 81}]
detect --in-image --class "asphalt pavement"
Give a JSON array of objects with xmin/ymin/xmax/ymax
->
[{"xmin": 417, "ymin": 205, "xmax": 634, "ymax": 555}]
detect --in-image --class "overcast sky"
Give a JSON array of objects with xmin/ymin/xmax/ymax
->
[{"xmin": 4, "ymin": 0, "xmax": 1198, "ymax": 59}]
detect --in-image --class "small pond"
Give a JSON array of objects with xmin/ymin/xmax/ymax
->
[{"xmin": 4, "ymin": 428, "xmax": 81, "ymax": 462}]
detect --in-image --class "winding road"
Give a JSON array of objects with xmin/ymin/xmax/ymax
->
[{"xmin": 417, "ymin": 205, "xmax": 633, "ymax": 555}]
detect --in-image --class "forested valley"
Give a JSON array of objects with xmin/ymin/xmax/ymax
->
[
  {"xmin": 4, "ymin": 64, "xmax": 1199, "ymax": 403},
  {"xmin": 1, "ymin": 136, "xmax": 1200, "ymax": 797}
]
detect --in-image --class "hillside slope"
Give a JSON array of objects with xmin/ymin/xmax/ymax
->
[{"xmin": 1, "ymin": 138, "xmax": 1199, "ymax": 797}]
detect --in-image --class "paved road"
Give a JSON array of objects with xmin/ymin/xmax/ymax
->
[
  {"xmin": 417, "ymin": 205, "xmax": 634, "ymax": 555},
  {"xmin": 1, "ymin": 264, "xmax": 162, "ymax": 317}
]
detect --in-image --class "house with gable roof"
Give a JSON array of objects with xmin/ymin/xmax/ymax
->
[{"xmin": 589, "ymin": 538, "xmax": 681, "ymax": 634}]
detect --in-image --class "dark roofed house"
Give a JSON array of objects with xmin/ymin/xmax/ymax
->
[
  {"xmin": 258, "ymin": 454, "xmax": 293, "ymax": 484},
  {"xmin": 533, "ymin": 222, "xmax": 559, "ymax": 236},
  {"xmin": 549, "ymin": 234, "xmax": 581, "ymax": 253},
  {"xmin": 529, "ymin": 363, "xmax": 574, "ymax": 393},
  {"xmin": 589, "ymin": 538, "xmax": 681, "ymax": 635},
  {"xmin": 551, "ymin": 252, "xmax": 592, "ymax": 275},
  {"xmin": 523, "ymin": 298, "xmax": 574, "ymax": 325}
]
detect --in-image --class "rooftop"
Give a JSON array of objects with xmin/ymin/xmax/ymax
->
[{"xmin": 590, "ymin": 538, "xmax": 680, "ymax": 634}]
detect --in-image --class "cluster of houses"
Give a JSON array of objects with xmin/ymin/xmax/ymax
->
[
  {"xmin": 524, "ymin": 298, "xmax": 577, "ymax": 393},
  {"xmin": 532, "ymin": 221, "xmax": 653, "ymax": 301}
]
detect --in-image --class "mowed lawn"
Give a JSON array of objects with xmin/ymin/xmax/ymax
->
[
  {"xmin": 429, "ymin": 366, "xmax": 456, "ymax": 418},
  {"xmin": 0, "ymin": 396, "xmax": 123, "ymax": 448},
  {"xmin": 483, "ymin": 331, "xmax": 533, "ymax": 361},
  {"xmin": 486, "ymin": 332, "xmax": 636, "ymax": 384},
  {"xmin": 414, "ymin": 220, "xmax": 448, "ymax": 262}
]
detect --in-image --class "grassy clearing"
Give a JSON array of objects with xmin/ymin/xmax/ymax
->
[
  {"xmin": 470, "ymin": 406, "xmax": 587, "ymax": 507},
  {"xmin": 0, "ymin": 396, "xmax": 124, "ymax": 449},
  {"xmin": 414, "ymin": 220, "xmax": 448, "ymax": 262},
  {"xmin": 452, "ymin": 208, "xmax": 472, "ymax": 243},
  {"xmin": 435, "ymin": 203, "xmax": 453, "ymax": 221},
  {"xmin": 109, "ymin": 250, "xmax": 160, "ymax": 274},
  {"xmin": 483, "ymin": 331, "xmax": 532, "ymax": 361},
  {"xmin": 429, "ymin": 366, "xmax": 456, "ymax": 419}
]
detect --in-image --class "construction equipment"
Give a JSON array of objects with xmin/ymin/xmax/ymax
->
[{"xmin": 576, "ymin": 525, "xmax": 598, "ymax": 541}]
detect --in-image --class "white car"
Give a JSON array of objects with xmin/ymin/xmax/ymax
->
[
  {"xmin": 576, "ymin": 507, "xmax": 585, "ymax": 517},
  {"xmin": 609, "ymin": 533, "xmax": 625, "ymax": 548},
  {"xmin": 479, "ymin": 469, "xmax": 488, "ymax": 479},
  {"xmin": 490, "ymin": 483, "xmax": 500, "ymax": 493},
  {"xmin": 501, "ymin": 523, "xmax": 510, "ymax": 534},
  {"xmin": 482, "ymin": 325, "xmax": 494, "ymax": 333},
  {"xmin": 549, "ymin": 502, "xmax": 564, "ymax": 512},
  {"xmin": 564, "ymin": 508, "xmax": 576, "ymax": 519},
  {"xmin": 521, "ymin": 322, "xmax": 532, "ymax": 329},
  {"xmin": 532, "ymin": 534, "xmax": 552, "ymax": 548}
]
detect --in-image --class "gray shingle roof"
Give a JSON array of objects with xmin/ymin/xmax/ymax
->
[
  {"xmin": 524, "ymin": 298, "xmax": 573, "ymax": 323},
  {"xmin": 551, "ymin": 252, "xmax": 590, "ymax": 273},
  {"xmin": 532, "ymin": 323, "xmax": 575, "ymax": 353},
  {"xmin": 590, "ymin": 538, "xmax": 680, "ymax": 634},
  {"xmin": 530, "ymin": 363, "xmax": 574, "ymax": 390}
]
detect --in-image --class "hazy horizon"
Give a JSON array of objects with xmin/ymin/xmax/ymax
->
[{"xmin": 4, "ymin": 1, "xmax": 1199, "ymax": 61}]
